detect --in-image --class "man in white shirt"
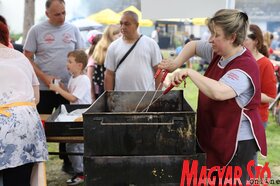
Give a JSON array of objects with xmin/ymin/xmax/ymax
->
[
  {"xmin": 151, "ymin": 26, "xmax": 160, "ymax": 43},
  {"xmin": 104, "ymin": 11, "xmax": 162, "ymax": 91}
]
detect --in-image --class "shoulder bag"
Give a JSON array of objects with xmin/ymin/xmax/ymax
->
[{"xmin": 114, "ymin": 34, "xmax": 143, "ymax": 72}]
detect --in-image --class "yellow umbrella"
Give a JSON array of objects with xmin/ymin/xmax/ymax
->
[
  {"xmin": 138, "ymin": 19, "xmax": 153, "ymax": 27},
  {"xmin": 87, "ymin": 9, "xmax": 121, "ymax": 25},
  {"xmin": 191, "ymin": 17, "xmax": 207, "ymax": 26},
  {"xmin": 118, "ymin": 6, "xmax": 153, "ymax": 27},
  {"xmin": 119, "ymin": 5, "xmax": 142, "ymax": 19}
]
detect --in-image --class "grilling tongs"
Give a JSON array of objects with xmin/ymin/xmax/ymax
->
[{"xmin": 134, "ymin": 69, "xmax": 176, "ymax": 112}]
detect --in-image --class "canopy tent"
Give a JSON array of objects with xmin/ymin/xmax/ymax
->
[
  {"xmin": 118, "ymin": 6, "xmax": 153, "ymax": 27},
  {"xmin": 138, "ymin": 19, "xmax": 154, "ymax": 27},
  {"xmin": 191, "ymin": 17, "xmax": 207, "ymax": 26},
  {"xmin": 87, "ymin": 9, "xmax": 121, "ymax": 25},
  {"xmin": 69, "ymin": 17, "xmax": 103, "ymax": 30},
  {"xmin": 156, "ymin": 17, "xmax": 207, "ymax": 26}
]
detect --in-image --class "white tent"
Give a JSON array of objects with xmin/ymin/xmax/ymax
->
[{"xmin": 69, "ymin": 18, "xmax": 103, "ymax": 31}]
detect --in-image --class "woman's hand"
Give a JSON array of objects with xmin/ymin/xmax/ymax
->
[
  {"xmin": 158, "ymin": 59, "xmax": 178, "ymax": 73},
  {"xmin": 170, "ymin": 69, "xmax": 188, "ymax": 86}
]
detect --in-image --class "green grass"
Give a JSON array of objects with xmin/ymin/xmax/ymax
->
[
  {"xmin": 182, "ymin": 78, "xmax": 199, "ymax": 110},
  {"xmin": 46, "ymin": 143, "xmax": 84, "ymax": 186},
  {"xmin": 259, "ymin": 115, "xmax": 280, "ymax": 179}
]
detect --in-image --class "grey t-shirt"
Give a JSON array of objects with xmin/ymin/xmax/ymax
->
[
  {"xmin": 196, "ymin": 41, "xmax": 254, "ymax": 140},
  {"xmin": 23, "ymin": 21, "xmax": 85, "ymax": 90}
]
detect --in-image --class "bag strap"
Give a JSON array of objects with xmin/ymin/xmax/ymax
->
[{"xmin": 115, "ymin": 34, "xmax": 143, "ymax": 72}]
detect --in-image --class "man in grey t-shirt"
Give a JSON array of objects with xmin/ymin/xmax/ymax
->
[{"xmin": 23, "ymin": 0, "xmax": 84, "ymax": 114}]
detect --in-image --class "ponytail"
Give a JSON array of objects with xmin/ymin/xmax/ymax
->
[{"xmin": 259, "ymin": 44, "xmax": 269, "ymax": 58}]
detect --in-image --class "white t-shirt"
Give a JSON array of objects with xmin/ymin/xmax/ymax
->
[
  {"xmin": 68, "ymin": 74, "xmax": 92, "ymax": 104},
  {"xmin": 151, "ymin": 30, "xmax": 159, "ymax": 43},
  {"xmin": 104, "ymin": 35, "xmax": 162, "ymax": 91},
  {"xmin": 0, "ymin": 48, "xmax": 39, "ymax": 104}
]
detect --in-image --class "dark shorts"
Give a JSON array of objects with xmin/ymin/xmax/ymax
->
[
  {"xmin": 37, "ymin": 90, "xmax": 69, "ymax": 114},
  {"xmin": 197, "ymin": 139, "xmax": 258, "ymax": 186},
  {"xmin": 229, "ymin": 139, "xmax": 258, "ymax": 185}
]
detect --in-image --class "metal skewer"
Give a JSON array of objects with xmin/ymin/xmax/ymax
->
[
  {"xmin": 134, "ymin": 69, "xmax": 162, "ymax": 112},
  {"xmin": 143, "ymin": 71, "xmax": 170, "ymax": 112},
  {"xmin": 141, "ymin": 75, "xmax": 186, "ymax": 112},
  {"xmin": 141, "ymin": 83, "xmax": 174, "ymax": 112}
]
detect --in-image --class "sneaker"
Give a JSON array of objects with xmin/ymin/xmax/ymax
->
[{"xmin": 66, "ymin": 174, "xmax": 84, "ymax": 185}]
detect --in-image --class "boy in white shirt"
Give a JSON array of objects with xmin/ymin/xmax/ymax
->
[{"xmin": 50, "ymin": 50, "xmax": 92, "ymax": 185}]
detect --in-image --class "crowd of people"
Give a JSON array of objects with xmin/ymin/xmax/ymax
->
[{"xmin": 1, "ymin": 0, "xmax": 280, "ymax": 185}]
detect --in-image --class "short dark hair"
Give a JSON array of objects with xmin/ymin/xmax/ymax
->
[
  {"xmin": 0, "ymin": 15, "xmax": 7, "ymax": 25},
  {"xmin": 45, "ymin": 0, "xmax": 65, "ymax": 9},
  {"xmin": 67, "ymin": 50, "xmax": 88, "ymax": 70},
  {"xmin": 122, "ymin": 11, "xmax": 138, "ymax": 23},
  {"xmin": 0, "ymin": 22, "xmax": 9, "ymax": 46}
]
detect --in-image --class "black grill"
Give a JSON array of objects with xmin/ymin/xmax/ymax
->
[{"xmin": 83, "ymin": 90, "xmax": 205, "ymax": 185}]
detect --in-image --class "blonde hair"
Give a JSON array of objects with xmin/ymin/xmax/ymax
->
[
  {"xmin": 207, "ymin": 9, "xmax": 249, "ymax": 47},
  {"xmin": 92, "ymin": 24, "xmax": 120, "ymax": 65},
  {"xmin": 263, "ymin": 31, "xmax": 272, "ymax": 49}
]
